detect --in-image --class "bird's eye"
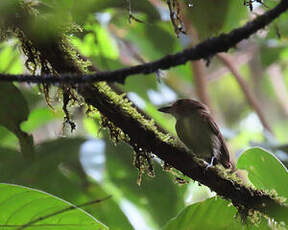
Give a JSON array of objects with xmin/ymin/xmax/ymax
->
[{"xmin": 176, "ymin": 99, "xmax": 185, "ymax": 106}]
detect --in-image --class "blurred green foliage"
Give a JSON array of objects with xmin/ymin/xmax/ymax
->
[{"xmin": 0, "ymin": 0, "xmax": 288, "ymax": 229}]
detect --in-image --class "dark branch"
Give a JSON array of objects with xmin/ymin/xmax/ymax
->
[
  {"xmin": 1, "ymin": 0, "xmax": 288, "ymax": 84},
  {"xmin": 78, "ymin": 84, "xmax": 288, "ymax": 223}
]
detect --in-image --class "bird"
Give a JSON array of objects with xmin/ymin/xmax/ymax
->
[{"xmin": 158, "ymin": 99, "xmax": 234, "ymax": 170}]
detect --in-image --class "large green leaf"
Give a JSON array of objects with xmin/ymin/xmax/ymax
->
[
  {"xmin": 0, "ymin": 138, "xmax": 133, "ymax": 230},
  {"xmin": 237, "ymin": 147, "xmax": 288, "ymax": 201},
  {"xmin": 0, "ymin": 183, "xmax": 107, "ymax": 230},
  {"xmin": 163, "ymin": 197, "xmax": 269, "ymax": 230}
]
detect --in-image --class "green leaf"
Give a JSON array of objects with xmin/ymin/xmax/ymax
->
[
  {"xmin": 83, "ymin": 117, "xmax": 101, "ymax": 138},
  {"xmin": 237, "ymin": 147, "xmax": 288, "ymax": 200},
  {"xmin": 186, "ymin": 0, "xmax": 229, "ymax": 40},
  {"xmin": 21, "ymin": 107, "xmax": 62, "ymax": 132},
  {"xmin": 0, "ymin": 43, "xmax": 22, "ymax": 74},
  {"xmin": 0, "ymin": 138, "xmax": 133, "ymax": 230},
  {"xmin": 79, "ymin": 24, "xmax": 119, "ymax": 59},
  {"xmin": 0, "ymin": 138, "xmax": 88, "ymax": 198},
  {"xmin": 0, "ymin": 83, "xmax": 34, "ymax": 159},
  {"xmin": 0, "ymin": 183, "xmax": 107, "ymax": 230},
  {"xmin": 163, "ymin": 197, "xmax": 269, "ymax": 230},
  {"xmin": 93, "ymin": 24, "xmax": 119, "ymax": 59},
  {"xmin": 186, "ymin": 0, "xmax": 247, "ymax": 40},
  {"xmin": 222, "ymin": 1, "xmax": 248, "ymax": 33},
  {"xmin": 124, "ymin": 74, "xmax": 157, "ymax": 101},
  {"xmin": 125, "ymin": 23, "xmax": 177, "ymax": 60},
  {"xmin": 0, "ymin": 83, "xmax": 29, "ymax": 131}
]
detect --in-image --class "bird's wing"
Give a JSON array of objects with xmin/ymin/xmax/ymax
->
[{"xmin": 201, "ymin": 110, "xmax": 232, "ymax": 169}]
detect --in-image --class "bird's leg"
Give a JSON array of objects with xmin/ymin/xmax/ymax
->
[{"xmin": 205, "ymin": 156, "xmax": 216, "ymax": 170}]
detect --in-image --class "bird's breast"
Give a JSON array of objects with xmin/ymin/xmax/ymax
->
[{"xmin": 175, "ymin": 116, "xmax": 213, "ymax": 160}]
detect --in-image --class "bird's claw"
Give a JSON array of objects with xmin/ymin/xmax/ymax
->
[{"xmin": 205, "ymin": 157, "xmax": 215, "ymax": 170}]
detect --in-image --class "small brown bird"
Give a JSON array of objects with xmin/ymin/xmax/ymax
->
[{"xmin": 158, "ymin": 99, "xmax": 233, "ymax": 170}]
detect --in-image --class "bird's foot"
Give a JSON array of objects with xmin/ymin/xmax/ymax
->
[{"xmin": 205, "ymin": 157, "xmax": 216, "ymax": 170}]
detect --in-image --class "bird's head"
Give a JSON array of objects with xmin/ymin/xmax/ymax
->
[{"xmin": 158, "ymin": 99, "xmax": 208, "ymax": 118}]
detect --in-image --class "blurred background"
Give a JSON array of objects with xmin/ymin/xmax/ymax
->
[{"xmin": 0, "ymin": 0, "xmax": 288, "ymax": 229}]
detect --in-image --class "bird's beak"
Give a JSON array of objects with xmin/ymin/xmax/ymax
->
[{"xmin": 158, "ymin": 106, "xmax": 172, "ymax": 113}]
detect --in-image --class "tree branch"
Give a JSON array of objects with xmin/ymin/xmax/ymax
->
[
  {"xmin": 78, "ymin": 84, "xmax": 288, "ymax": 222},
  {"xmin": 0, "ymin": 0, "xmax": 288, "ymax": 84}
]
